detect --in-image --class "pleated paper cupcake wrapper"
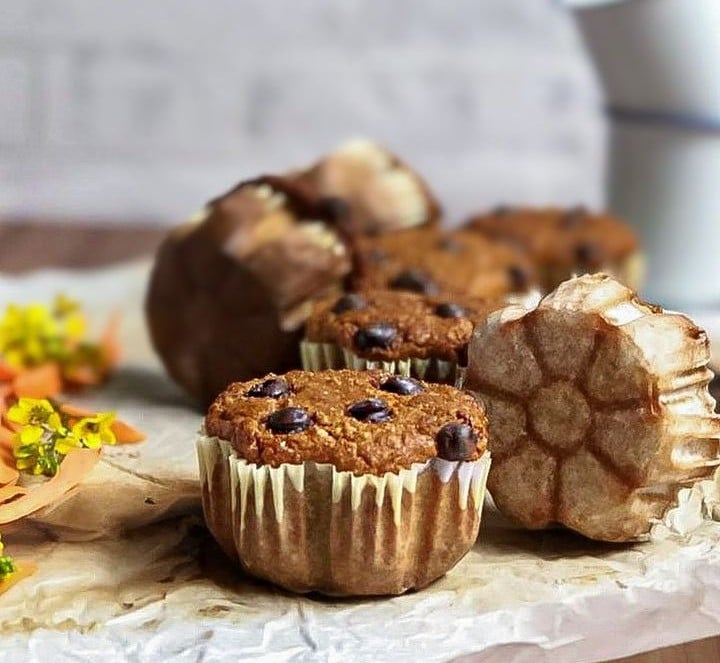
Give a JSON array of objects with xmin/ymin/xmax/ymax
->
[
  {"xmin": 300, "ymin": 339, "xmax": 461, "ymax": 386},
  {"xmin": 197, "ymin": 435, "xmax": 491, "ymax": 596}
]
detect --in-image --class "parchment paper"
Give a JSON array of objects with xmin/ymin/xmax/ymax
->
[{"xmin": 2, "ymin": 262, "xmax": 720, "ymax": 662}]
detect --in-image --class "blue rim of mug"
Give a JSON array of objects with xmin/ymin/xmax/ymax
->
[{"xmin": 609, "ymin": 106, "xmax": 720, "ymax": 133}]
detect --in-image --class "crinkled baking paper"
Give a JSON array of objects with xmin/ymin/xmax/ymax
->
[{"xmin": 2, "ymin": 262, "xmax": 720, "ymax": 662}]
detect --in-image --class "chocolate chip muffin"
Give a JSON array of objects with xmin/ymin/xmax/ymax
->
[
  {"xmin": 301, "ymin": 289, "xmax": 511, "ymax": 384},
  {"xmin": 198, "ymin": 369, "xmax": 491, "ymax": 596},
  {"xmin": 290, "ymin": 139, "xmax": 440, "ymax": 235},
  {"xmin": 463, "ymin": 206, "xmax": 643, "ymax": 292},
  {"xmin": 146, "ymin": 176, "xmax": 351, "ymax": 405},
  {"xmin": 352, "ymin": 227, "xmax": 536, "ymax": 300}
]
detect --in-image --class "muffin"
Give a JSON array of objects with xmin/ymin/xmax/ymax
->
[
  {"xmin": 463, "ymin": 206, "xmax": 643, "ymax": 292},
  {"xmin": 463, "ymin": 273, "xmax": 720, "ymax": 542},
  {"xmin": 301, "ymin": 289, "xmax": 510, "ymax": 385},
  {"xmin": 352, "ymin": 227, "xmax": 536, "ymax": 300},
  {"xmin": 146, "ymin": 176, "xmax": 351, "ymax": 405},
  {"xmin": 291, "ymin": 139, "xmax": 440, "ymax": 235},
  {"xmin": 198, "ymin": 369, "xmax": 491, "ymax": 596}
]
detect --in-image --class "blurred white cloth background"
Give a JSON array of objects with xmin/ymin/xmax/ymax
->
[{"xmin": 0, "ymin": 0, "xmax": 604, "ymax": 225}]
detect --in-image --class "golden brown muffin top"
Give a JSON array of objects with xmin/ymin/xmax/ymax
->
[
  {"xmin": 464, "ymin": 206, "xmax": 639, "ymax": 269},
  {"xmin": 205, "ymin": 369, "xmax": 488, "ymax": 475},
  {"xmin": 352, "ymin": 227, "xmax": 536, "ymax": 300},
  {"xmin": 305, "ymin": 289, "xmax": 507, "ymax": 363}
]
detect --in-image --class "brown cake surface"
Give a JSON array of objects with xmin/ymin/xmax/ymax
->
[
  {"xmin": 464, "ymin": 206, "xmax": 641, "ymax": 291},
  {"xmin": 205, "ymin": 369, "xmax": 488, "ymax": 475},
  {"xmin": 146, "ymin": 177, "xmax": 351, "ymax": 405},
  {"xmin": 305, "ymin": 290, "xmax": 507, "ymax": 363},
  {"xmin": 352, "ymin": 227, "xmax": 535, "ymax": 300}
]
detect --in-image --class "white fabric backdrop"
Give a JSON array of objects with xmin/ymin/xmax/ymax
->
[{"xmin": 0, "ymin": 0, "xmax": 604, "ymax": 225}]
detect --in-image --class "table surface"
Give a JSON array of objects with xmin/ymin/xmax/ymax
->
[{"xmin": 1, "ymin": 219, "xmax": 719, "ymax": 663}]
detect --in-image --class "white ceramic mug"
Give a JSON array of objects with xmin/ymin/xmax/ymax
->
[{"xmin": 569, "ymin": 0, "xmax": 720, "ymax": 308}]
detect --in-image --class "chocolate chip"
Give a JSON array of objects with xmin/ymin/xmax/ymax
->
[
  {"xmin": 575, "ymin": 242, "xmax": 604, "ymax": 267},
  {"xmin": 332, "ymin": 293, "xmax": 367, "ymax": 315},
  {"xmin": 347, "ymin": 398, "xmax": 393, "ymax": 423},
  {"xmin": 436, "ymin": 237, "xmax": 463, "ymax": 254},
  {"xmin": 389, "ymin": 269, "xmax": 439, "ymax": 295},
  {"xmin": 435, "ymin": 423, "xmax": 478, "ymax": 461},
  {"xmin": 561, "ymin": 206, "xmax": 588, "ymax": 228},
  {"xmin": 434, "ymin": 302, "xmax": 468, "ymax": 319},
  {"xmin": 247, "ymin": 378, "xmax": 290, "ymax": 399},
  {"xmin": 507, "ymin": 265, "xmax": 529, "ymax": 291},
  {"xmin": 318, "ymin": 196, "xmax": 351, "ymax": 223},
  {"xmin": 354, "ymin": 323, "xmax": 397, "ymax": 350},
  {"xmin": 266, "ymin": 407, "xmax": 312, "ymax": 434},
  {"xmin": 379, "ymin": 375, "xmax": 424, "ymax": 395}
]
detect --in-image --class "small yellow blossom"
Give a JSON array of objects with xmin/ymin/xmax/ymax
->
[
  {"xmin": 17, "ymin": 425, "xmax": 44, "ymax": 446},
  {"xmin": 0, "ymin": 534, "xmax": 15, "ymax": 581},
  {"xmin": 0, "ymin": 295, "xmax": 91, "ymax": 371},
  {"xmin": 71, "ymin": 412, "xmax": 117, "ymax": 449},
  {"xmin": 7, "ymin": 398, "xmax": 62, "ymax": 431},
  {"xmin": 0, "ymin": 303, "xmax": 58, "ymax": 367},
  {"xmin": 8, "ymin": 399, "xmax": 116, "ymax": 476},
  {"xmin": 53, "ymin": 295, "xmax": 86, "ymax": 341},
  {"xmin": 52, "ymin": 294, "xmax": 80, "ymax": 318}
]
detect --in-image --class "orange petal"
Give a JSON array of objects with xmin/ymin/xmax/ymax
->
[
  {"xmin": 0, "ymin": 424, "xmax": 14, "ymax": 448},
  {"xmin": 0, "ymin": 561, "xmax": 38, "ymax": 596},
  {"xmin": 12, "ymin": 364, "xmax": 62, "ymax": 399},
  {"xmin": 1, "ymin": 416, "xmax": 20, "ymax": 434},
  {"xmin": 100, "ymin": 311, "xmax": 122, "ymax": 367},
  {"xmin": 0, "ymin": 448, "xmax": 99, "ymax": 525},
  {"xmin": 0, "ymin": 362, "xmax": 18, "ymax": 382},
  {"xmin": 0, "ymin": 386, "xmax": 13, "ymax": 416},
  {"xmin": 111, "ymin": 419, "xmax": 146, "ymax": 444},
  {"xmin": 63, "ymin": 365, "xmax": 103, "ymax": 387}
]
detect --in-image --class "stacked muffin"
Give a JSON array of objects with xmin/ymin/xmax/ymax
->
[{"xmin": 146, "ymin": 139, "xmax": 720, "ymax": 597}]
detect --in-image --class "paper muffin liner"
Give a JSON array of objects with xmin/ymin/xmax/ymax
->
[
  {"xmin": 300, "ymin": 339, "xmax": 461, "ymax": 385},
  {"xmin": 197, "ymin": 434, "xmax": 491, "ymax": 596}
]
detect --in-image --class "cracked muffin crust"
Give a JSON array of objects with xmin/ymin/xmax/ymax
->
[
  {"xmin": 352, "ymin": 227, "xmax": 536, "ymax": 300},
  {"xmin": 146, "ymin": 176, "xmax": 351, "ymax": 405},
  {"xmin": 463, "ymin": 206, "xmax": 643, "ymax": 292},
  {"xmin": 205, "ymin": 369, "xmax": 488, "ymax": 475},
  {"xmin": 199, "ymin": 368, "xmax": 492, "ymax": 596},
  {"xmin": 304, "ymin": 290, "xmax": 507, "ymax": 364}
]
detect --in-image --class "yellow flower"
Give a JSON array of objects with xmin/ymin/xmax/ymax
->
[
  {"xmin": 52, "ymin": 294, "xmax": 80, "ymax": 318},
  {"xmin": 53, "ymin": 294, "xmax": 86, "ymax": 341},
  {"xmin": 71, "ymin": 412, "xmax": 117, "ymax": 449},
  {"xmin": 0, "ymin": 295, "xmax": 92, "ymax": 370},
  {"xmin": 0, "ymin": 533, "xmax": 15, "ymax": 580},
  {"xmin": 7, "ymin": 399, "xmax": 117, "ymax": 477},
  {"xmin": 7, "ymin": 398, "xmax": 62, "ymax": 431},
  {"xmin": 0, "ymin": 303, "xmax": 57, "ymax": 367},
  {"xmin": 63, "ymin": 314, "xmax": 87, "ymax": 342},
  {"xmin": 17, "ymin": 425, "xmax": 44, "ymax": 446}
]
